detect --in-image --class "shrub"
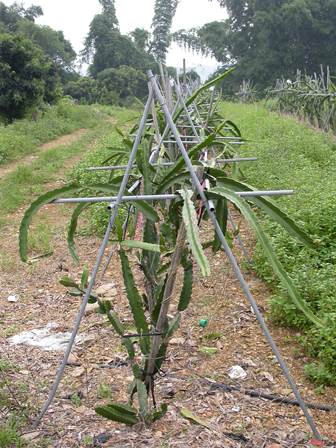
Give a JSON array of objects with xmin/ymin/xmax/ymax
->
[{"xmin": 0, "ymin": 33, "xmax": 59, "ymax": 121}]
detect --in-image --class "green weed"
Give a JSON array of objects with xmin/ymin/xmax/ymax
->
[
  {"xmin": 0, "ymin": 423, "xmax": 24, "ymax": 448},
  {"xmin": 29, "ymin": 223, "xmax": 53, "ymax": 255},
  {"xmin": 0, "ymin": 326, "xmax": 19, "ymax": 338},
  {"xmin": 70, "ymin": 393, "xmax": 82, "ymax": 407},
  {"xmin": 82, "ymin": 435, "xmax": 94, "ymax": 447},
  {"xmin": 97, "ymin": 383, "xmax": 113, "ymax": 400},
  {"xmin": 202, "ymin": 332, "xmax": 223, "ymax": 341}
]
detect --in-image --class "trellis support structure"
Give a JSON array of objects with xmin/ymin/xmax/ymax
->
[
  {"xmin": 33, "ymin": 86, "xmax": 155, "ymax": 427},
  {"xmin": 147, "ymin": 69, "xmax": 321, "ymax": 440}
]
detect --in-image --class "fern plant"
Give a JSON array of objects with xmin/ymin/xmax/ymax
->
[{"xmin": 19, "ymin": 74, "xmax": 322, "ymax": 426}]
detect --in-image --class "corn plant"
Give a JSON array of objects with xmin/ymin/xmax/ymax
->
[{"xmin": 19, "ymin": 76, "xmax": 322, "ymax": 426}]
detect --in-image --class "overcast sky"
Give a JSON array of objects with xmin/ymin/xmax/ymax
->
[{"xmin": 4, "ymin": 0, "xmax": 227, "ymax": 78}]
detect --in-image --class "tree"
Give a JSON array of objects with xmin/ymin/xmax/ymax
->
[
  {"xmin": 151, "ymin": 0, "xmax": 179, "ymax": 63},
  {"xmin": 97, "ymin": 66, "xmax": 147, "ymax": 104},
  {"xmin": 175, "ymin": 0, "xmax": 336, "ymax": 90},
  {"xmin": 83, "ymin": 1, "xmax": 155, "ymax": 77},
  {"xmin": 180, "ymin": 69, "xmax": 201, "ymax": 83},
  {"xmin": 0, "ymin": 2, "xmax": 42, "ymax": 32},
  {"xmin": 82, "ymin": 0, "xmax": 119, "ymax": 64},
  {"xmin": 17, "ymin": 21, "xmax": 76, "ymax": 70},
  {"xmin": 130, "ymin": 28, "xmax": 151, "ymax": 52},
  {"xmin": 98, "ymin": 0, "xmax": 118, "ymax": 26},
  {"xmin": 64, "ymin": 77, "xmax": 97, "ymax": 104},
  {"xmin": 0, "ymin": 33, "xmax": 59, "ymax": 120},
  {"xmin": 0, "ymin": 1, "xmax": 76, "ymax": 81}
]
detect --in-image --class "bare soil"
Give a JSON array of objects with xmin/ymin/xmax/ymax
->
[{"xmin": 1, "ymin": 204, "xmax": 335, "ymax": 448}]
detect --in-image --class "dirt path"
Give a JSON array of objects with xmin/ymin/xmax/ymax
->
[{"xmin": 0, "ymin": 128, "xmax": 87, "ymax": 179}]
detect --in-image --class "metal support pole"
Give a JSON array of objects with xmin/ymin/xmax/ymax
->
[
  {"xmin": 85, "ymin": 158, "xmax": 257, "ymax": 173},
  {"xmin": 147, "ymin": 70, "xmax": 321, "ymax": 440},
  {"xmin": 51, "ymin": 191, "xmax": 294, "ymax": 205},
  {"xmin": 174, "ymin": 83, "xmax": 199, "ymax": 140},
  {"xmin": 205, "ymin": 87, "xmax": 216, "ymax": 128},
  {"xmin": 34, "ymin": 87, "xmax": 155, "ymax": 427},
  {"xmin": 228, "ymin": 213, "xmax": 253, "ymax": 265}
]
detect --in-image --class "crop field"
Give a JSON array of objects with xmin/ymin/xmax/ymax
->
[
  {"xmin": 1, "ymin": 0, "xmax": 336, "ymax": 445},
  {"xmin": 0, "ymin": 72, "xmax": 336, "ymax": 448}
]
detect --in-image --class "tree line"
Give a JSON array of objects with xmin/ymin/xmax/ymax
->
[
  {"xmin": 0, "ymin": 0, "xmax": 184, "ymax": 121},
  {"xmin": 1, "ymin": 0, "xmax": 335, "ymax": 121},
  {"xmin": 173, "ymin": 0, "xmax": 336, "ymax": 93}
]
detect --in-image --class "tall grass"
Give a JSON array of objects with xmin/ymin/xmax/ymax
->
[{"xmin": 0, "ymin": 99, "xmax": 106, "ymax": 165}]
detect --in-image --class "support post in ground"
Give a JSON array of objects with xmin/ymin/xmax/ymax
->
[
  {"xmin": 33, "ymin": 87, "xmax": 155, "ymax": 427},
  {"xmin": 147, "ymin": 69, "xmax": 321, "ymax": 440}
]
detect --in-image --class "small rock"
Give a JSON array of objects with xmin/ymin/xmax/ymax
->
[
  {"xmin": 262, "ymin": 371, "xmax": 274, "ymax": 383},
  {"xmin": 72, "ymin": 367, "xmax": 85, "ymax": 378},
  {"xmin": 95, "ymin": 283, "xmax": 117, "ymax": 297},
  {"xmin": 170, "ymin": 337, "xmax": 185, "ymax": 345},
  {"xmin": 244, "ymin": 358, "xmax": 257, "ymax": 368},
  {"xmin": 67, "ymin": 354, "xmax": 80, "ymax": 366},
  {"xmin": 7, "ymin": 295, "xmax": 18, "ymax": 303},
  {"xmin": 189, "ymin": 357, "xmax": 199, "ymax": 364},
  {"xmin": 94, "ymin": 433, "xmax": 111, "ymax": 444},
  {"xmin": 228, "ymin": 365, "xmax": 247, "ymax": 380},
  {"xmin": 85, "ymin": 303, "xmax": 98, "ymax": 316},
  {"xmin": 162, "ymin": 388, "xmax": 175, "ymax": 399},
  {"xmin": 21, "ymin": 432, "xmax": 40, "ymax": 441}
]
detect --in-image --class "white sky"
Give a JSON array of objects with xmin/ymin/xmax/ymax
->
[{"xmin": 3, "ymin": 0, "xmax": 227, "ymax": 78}]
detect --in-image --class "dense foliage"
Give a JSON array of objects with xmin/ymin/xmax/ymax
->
[
  {"xmin": 0, "ymin": 1, "xmax": 76, "ymax": 121},
  {"xmin": 77, "ymin": 0, "xmax": 156, "ymax": 104},
  {"xmin": 174, "ymin": 0, "xmax": 336, "ymax": 91},
  {"xmin": 0, "ymin": 33, "xmax": 59, "ymax": 121},
  {"xmin": 0, "ymin": 0, "xmax": 197, "ymax": 113},
  {"xmin": 151, "ymin": 0, "xmax": 179, "ymax": 63}
]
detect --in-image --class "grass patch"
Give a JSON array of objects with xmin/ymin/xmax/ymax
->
[
  {"xmin": 28, "ymin": 223, "xmax": 53, "ymax": 255},
  {"xmin": 0, "ymin": 422, "xmax": 24, "ymax": 448},
  {"xmin": 0, "ymin": 123, "xmax": 108, "ymax": 216},
  {"xmin": 221, "ymin": 102, "xmax": 336, "ymax": 385},
  {"xmin": 0, "ymin": 253, "xmax": 16, "ymax": 273},
  {"xmin": 68, "ymin": 109, "xmax": 139, "ymax": 235},
  {"xmin": 0, "ymin": 99, "xmax": 107, "ymax": 166},
  {"xmin": 0, "ymin": 106, "xmax": 138, "ymax": 220}
]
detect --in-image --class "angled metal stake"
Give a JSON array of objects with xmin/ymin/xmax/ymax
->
[
  {"xmin": 34, "ymin": 87, "xmax": 155, "ymax": 427},
  {"xmin": 147, "ymin": 70, "xmax": 321, "ymax": 440}
]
